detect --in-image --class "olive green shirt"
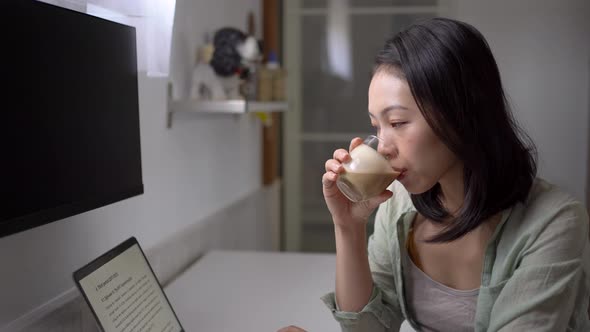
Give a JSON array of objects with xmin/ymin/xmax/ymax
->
[{"xmin": 322, "ymin": 178, "xmax": 590, "ymax": 331}]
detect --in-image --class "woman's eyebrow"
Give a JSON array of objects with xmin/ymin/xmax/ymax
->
[{"xmin": 368, "ymin": 104, "xmax": 409, "ymax": 118}]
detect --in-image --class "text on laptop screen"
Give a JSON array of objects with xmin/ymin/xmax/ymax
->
[{"xmin": 78, "ymin": 244, "xmax": 182, "ymax": 332}]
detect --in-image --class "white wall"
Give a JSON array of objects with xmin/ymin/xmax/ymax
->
[
  {"xmin": 0, "ymin": 0, "xmax": 263, "ymax": 327},
  {"xmin": 448, "ymin": 0, "xmax": 590, "ymax": 202}
]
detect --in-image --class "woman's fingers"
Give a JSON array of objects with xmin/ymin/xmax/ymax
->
[
  {"xmin": 324, "ymin": 159, "xmax": 344, "ymax": 173},
  {"xmin": 349, "ymin": 137, "xmax": 363, "ymax": 152},
  {"xmin": 332, "ymin": 137, "xmax": 362, "ymax": 165},
  {"xmin": 322, "ymin": 171, "xmax": 338, "ymax": 189},
  {"xmin": 332, "ymin": 148, "xmax": 351, "ymax": 163},
  {"xmin": 323, "ymin": 158, "xmax": 346, "ymax": 189}
]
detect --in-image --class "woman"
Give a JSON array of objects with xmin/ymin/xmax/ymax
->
[{"xmin": 279, "ymin": 18, "xmax": 590, "ymax": 332}]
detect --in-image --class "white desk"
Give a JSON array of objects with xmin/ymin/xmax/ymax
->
[{"xmin": 165, "ymin": 250, "xmax": 341, "ymax": 332}]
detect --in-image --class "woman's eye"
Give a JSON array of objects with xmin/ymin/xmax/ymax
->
[{"xmin": 391, "ymin": 122, "xmax": 407, "ymax": 128}]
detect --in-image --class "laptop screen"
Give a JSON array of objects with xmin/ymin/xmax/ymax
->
[{"xmin": 73, "ymin": 237, "xmax": 183, "ymax": 332}]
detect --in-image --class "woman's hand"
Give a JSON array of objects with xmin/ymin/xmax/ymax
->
[
  {"xmin": 322, "ymin": 137, "xmax": 393, "ymax": 227},
  {"xmin": 277, "ymin": 325, "xmax": 307, "ymax": 332}
]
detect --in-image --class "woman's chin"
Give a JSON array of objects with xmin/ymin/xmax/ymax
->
[{"xmin": 400, "ymin": 177, "xmax": 435, "ymax": 195}]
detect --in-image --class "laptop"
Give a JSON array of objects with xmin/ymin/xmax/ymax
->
[{"xmin": 73, "ymin": 237, "xmax": 184, "ymax": 332}]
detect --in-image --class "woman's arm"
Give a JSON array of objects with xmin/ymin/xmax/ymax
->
[
  {"xmin": 334, "ymin": 223, "xmax": 373, "ymax": 312},
  {"xmin": 321, "ymin": 140, "xmax": 405, "ymax": 331}
]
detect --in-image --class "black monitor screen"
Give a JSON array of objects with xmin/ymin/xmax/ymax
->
[{"xmin": 0, "ymin": 0, "xmax": 143, "ymax": 237}]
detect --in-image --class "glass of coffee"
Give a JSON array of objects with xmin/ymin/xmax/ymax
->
[{"xmin": 336, "ymin": 135, "xmax": 400, "ymax": 202}]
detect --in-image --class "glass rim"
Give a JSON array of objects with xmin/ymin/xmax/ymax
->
[
  {"xmin": 364, "ymin": 134, "xmax": 383, "ymax": 141},
  {"xmin": 362, "ymin": 135, "xmax": 384, "ymax": 149}
]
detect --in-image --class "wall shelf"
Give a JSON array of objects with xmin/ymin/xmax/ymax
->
[{"xmin": 166, "ymin": 82, "xmax": 288, "ymax": 128}]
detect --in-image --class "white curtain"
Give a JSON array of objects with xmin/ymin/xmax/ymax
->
[{"xmin": 326, "ymin": 0, "xmax": 353, "ymax": 81}]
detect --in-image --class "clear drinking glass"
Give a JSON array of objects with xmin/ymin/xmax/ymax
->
[{"xmin": 336, "ymin": 135, "xmax": 400, "ymax": 202}]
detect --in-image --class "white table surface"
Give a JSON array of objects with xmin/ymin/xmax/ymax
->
[{"xmin": 165, "ymin": 250, "xmax": 341, "ymax": 332}]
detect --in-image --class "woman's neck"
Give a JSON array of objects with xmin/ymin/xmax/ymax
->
[{"xmin": 438, "ymin": 160, "xmax": 465, "ymax": 217}]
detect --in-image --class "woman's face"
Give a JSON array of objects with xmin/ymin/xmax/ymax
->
[{"xmin": 368, "ymin": 70, "xmax": 459, "ymax": 194}]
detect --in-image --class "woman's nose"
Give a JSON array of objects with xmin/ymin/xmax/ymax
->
[{"xmin": 377, "ymin": 139, "xmax": 395, "ymax": 160}]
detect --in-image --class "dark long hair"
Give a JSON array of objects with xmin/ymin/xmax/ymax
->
[{"xmin": 375, "ymin": 18, "xmax": 537, "ymax": 242}]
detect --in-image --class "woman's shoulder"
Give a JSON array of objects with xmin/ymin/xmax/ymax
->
[
  {"xmin": 504, "ymin": 178, "xmax": 588, "ymax": 246},
  {"xmin": 523, "ymin": 178, "xmax": 586, "ymax": 221}
]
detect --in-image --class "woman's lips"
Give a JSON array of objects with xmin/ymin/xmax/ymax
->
[{"xmin": 394, "ymin": 169, "xmax": 406, "ymax": 180}]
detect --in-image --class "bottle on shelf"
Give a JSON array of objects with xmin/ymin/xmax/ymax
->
[{"xmin": 258, "ymin": 50, "xmax": 286, "ymax": 102}]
